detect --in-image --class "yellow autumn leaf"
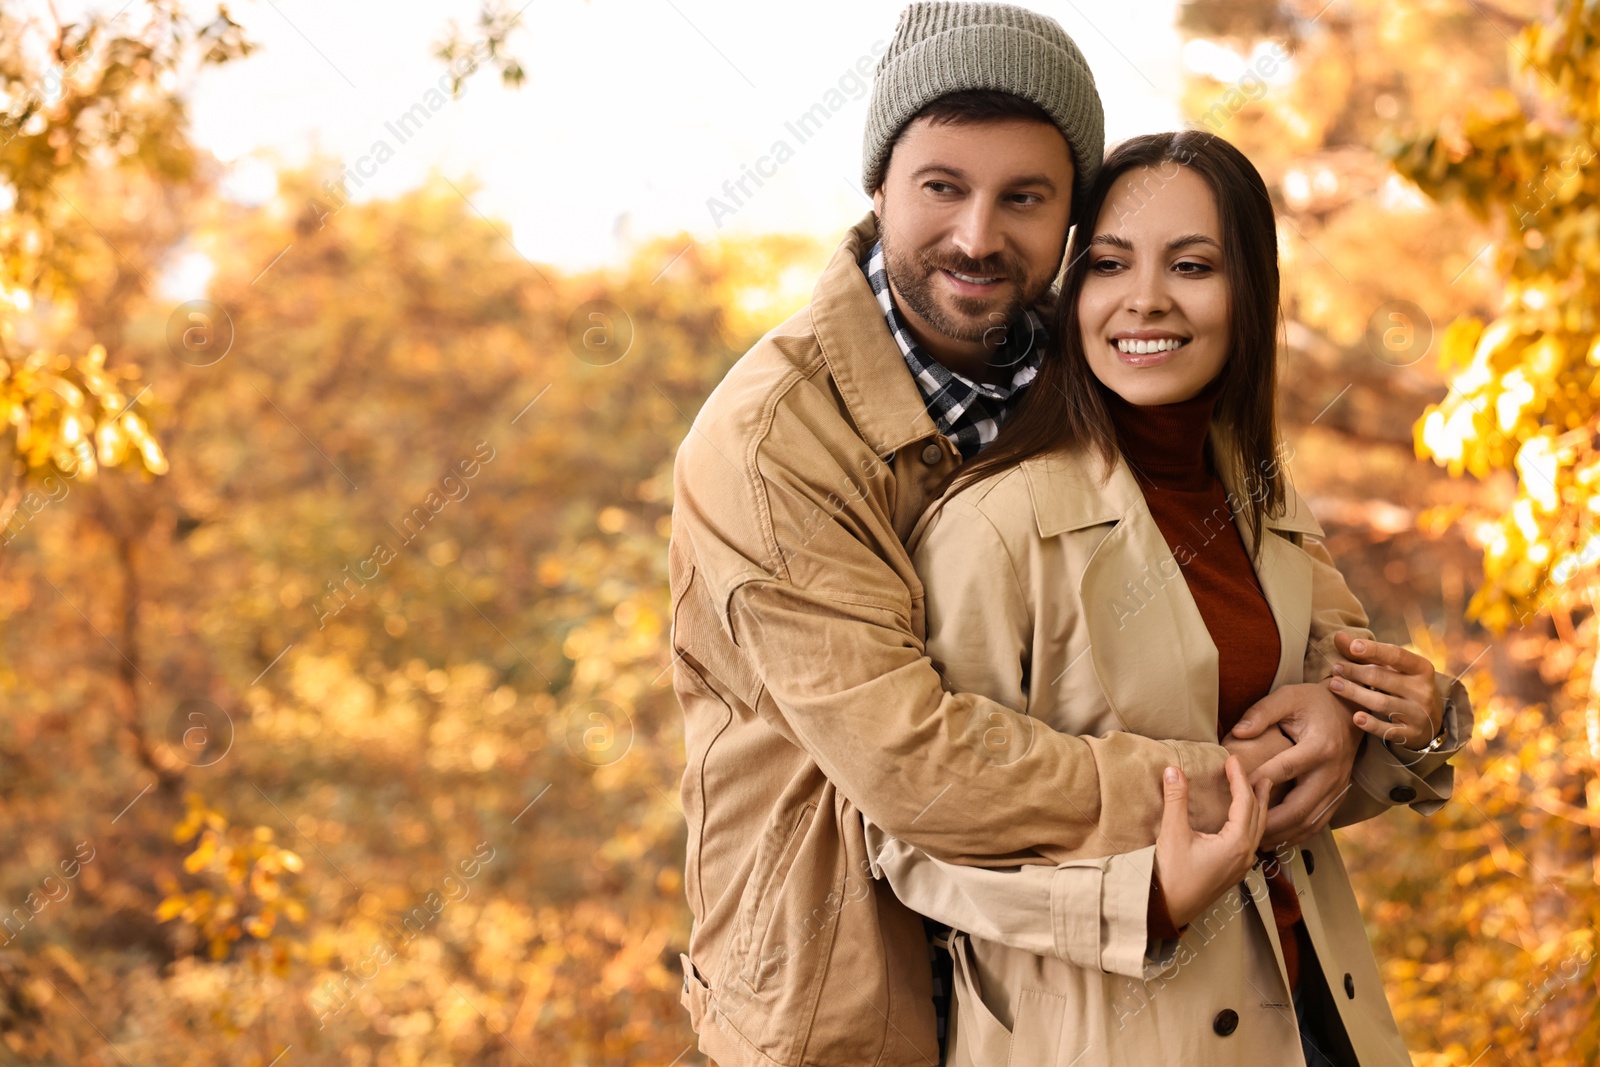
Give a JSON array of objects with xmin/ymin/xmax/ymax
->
[{"xmin": 183, "ymin": 836, "xmax": 216, "ymax": 872}]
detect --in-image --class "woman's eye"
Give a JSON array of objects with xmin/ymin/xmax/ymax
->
[
  {"xmin": 1090, "ymin": 258, "xmax": 1124, "ymax": 273},
  {"xmin": 1174, "ymin": 260, "xmax": 1214, "ymax": 275}
]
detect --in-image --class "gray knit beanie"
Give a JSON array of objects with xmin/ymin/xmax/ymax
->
[{"xmin": 861, "ymin": 2, "xmax": 1104, "ymax": 206}]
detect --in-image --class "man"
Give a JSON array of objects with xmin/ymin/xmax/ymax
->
[{"xmin": 668, "ymin": 4, "xmax": 1462, "ymax": 1065}]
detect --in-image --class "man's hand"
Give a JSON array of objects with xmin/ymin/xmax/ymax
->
[
  {"xmin": 1154, "ymin": 758, "xmax": 1270, "ymax": 929},
  {"xmin": 1326, "ymin": 630, "xmax": 1444, "ymax": 750},
  {"xmin": 1228, "ymin": 682, "xmax": 1363, "ymax": 848},
  {"xmin": 1182, "ymin": 728, "xmax": 1292, "ymax": 833},
  {"xmin": 1221, "ymin": 726, "xmax": 1294, "ymax": 805}
]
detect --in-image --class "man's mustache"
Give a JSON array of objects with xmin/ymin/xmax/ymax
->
[{"xmin": 920, "ymin": 251, "xmax": 1015, "ymax": 280}]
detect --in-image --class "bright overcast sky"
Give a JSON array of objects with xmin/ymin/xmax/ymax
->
[{"xmin": 76, "ymin": 0, "xmax": 1188, "ymax": 273}]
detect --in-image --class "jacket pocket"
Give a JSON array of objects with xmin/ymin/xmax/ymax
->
[
  {"xmin": 719, "ymin": 801, "xmax": 818, "ymax": 997},
  {"xmin": 947, "ymin": 931, "xmax": 1013, "ymax": 1067},
  {"xmin": 1008, "ymin": 988, "xmax": 1073, "ymax": 1067}
]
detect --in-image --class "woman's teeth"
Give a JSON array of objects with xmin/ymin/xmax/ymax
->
[{"xmin": 1115, "ymin": 337, "xmax": 1189, "ymax": 354}]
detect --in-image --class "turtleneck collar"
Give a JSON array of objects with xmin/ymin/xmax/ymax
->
[{"xmin": 1102, "ymin": 371, "xmax": 1227, "ymax": 491}]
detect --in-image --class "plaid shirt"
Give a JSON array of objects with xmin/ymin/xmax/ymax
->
[{"xmin": 860, "ymin": 239, "xmax": 1044, "ymax": 461}]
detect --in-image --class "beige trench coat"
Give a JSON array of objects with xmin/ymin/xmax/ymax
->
[{"xmin": 864, "ymin": 445, "xmax": 1471, "ymax": 1067}]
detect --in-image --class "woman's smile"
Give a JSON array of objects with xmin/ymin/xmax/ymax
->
[{"xmin": 1109, "ymin": 331, "xmax": 1192, "ymax": 366}]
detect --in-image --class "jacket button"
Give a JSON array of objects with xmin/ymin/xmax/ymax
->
[
  {"xmin": 1213, "ymin": 1008, "xmax": 1239, "ymax": 1036},
  {"xmin": 1344, "ymin": 973, "xmax": 1355, "ymax": 999},
  {"xmin": 920, "ymin": 442, "xmax": 943, "ymax": 465},
  {"xmin": 1303, "ymin": 849, "xmax": 1316, "ymax": 875},
  {"xmin": 1389, "ymin": 785, "xmax": 1418, "ymax": 803}
]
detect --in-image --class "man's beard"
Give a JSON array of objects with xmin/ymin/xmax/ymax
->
[{"xmin": 878, "ymin": 213, "xmax": 1052, "ymax": 348}]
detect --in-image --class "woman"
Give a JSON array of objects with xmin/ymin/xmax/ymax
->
[{"xmin": 863, "ymin": 131, "xmax": 1470, "ymax": 1067}]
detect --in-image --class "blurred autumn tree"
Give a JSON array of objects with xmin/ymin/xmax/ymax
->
[
  {"xmin": 16, "ymin": 0, "xmax": 1592, "ymax": 1062},
  {"xmin": 1393, "ymin": 0, "xmax": 1600, "ymax": 1059},
  {"xmin": 0, "ymin": 1, "xmax": 808, "ymax": 1063},
  {"xmin": 1179, "ymin": 0, "xmax": 1597, "ymax": 1063},
  {"xmin": 0, "ymin": 1, "xmax": 236, "ymax": 542},
  {"xmin": 0, "ymin": 1, "xmax": 265, "ymax": 809}
]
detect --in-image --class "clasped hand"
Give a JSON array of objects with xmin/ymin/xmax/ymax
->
[{"xmin": 1151, "ymin": 634, "xmax": 1443, "ymax": 929}]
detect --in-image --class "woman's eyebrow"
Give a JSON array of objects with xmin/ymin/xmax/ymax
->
[
  {"xmin": 1168, "ymin": 233, "xmax": 1221, "ymax": 251},
  {"xmin": 1089, "ymin": 232, "xmax": 1221, "ymax": 252}
]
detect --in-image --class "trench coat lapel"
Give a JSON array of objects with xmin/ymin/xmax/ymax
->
[
  {"xmin": 1022, "ymin": 444, "xmax": 1322, "ymax": 743},
  {"xmin": 1220, "ymin": 461, "xmax": 1319, "ymax": 692},
  {"xmin": 1025, "ymin": 449, "xmax": 1217, "ymax": 743}
]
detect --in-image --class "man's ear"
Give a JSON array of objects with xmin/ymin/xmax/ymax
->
[{"xmin": 871, "ymin": 185, "xmax": 884, "ymax": 215}]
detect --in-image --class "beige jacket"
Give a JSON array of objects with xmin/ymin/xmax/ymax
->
[
  {"xmin": 863, "ymin": 446, "xmax": 1471, "ymax": 1067},
  {"xmin": 668, "ymin": 211, "xmax": 1462, "ymax": 1067}
]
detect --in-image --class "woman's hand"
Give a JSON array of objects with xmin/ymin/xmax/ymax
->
[
  {"xmin": 1326, "ymin": 631, "xmax": 1443, "ymax": 751},
  {"xmin": 1153, "ymin": 757, "xmax": 1270, "ymax": 929}
]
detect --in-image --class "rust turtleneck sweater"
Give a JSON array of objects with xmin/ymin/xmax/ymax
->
[{"xmin": 1102, "ymin": 371, "xmax": 1306, "ymax": 991}]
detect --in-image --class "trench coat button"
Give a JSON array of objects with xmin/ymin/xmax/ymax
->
[
  {"xmin": 1303, "ymin": 849, "xmax": 1316, "ymax": 875},
  {"xmin": 1389, "ymin": 785, "xmax": 1418, "ymax": 803},
  {"xmin": 1212, "ymin": 1008, "xmax": 1239, "ymax": 1036},
  {"xmin": 920, "ymin": 442, "xmax": 943, "ymax": 465},
  {"xmin": 1344, "ymin": 973, "xmax": 1355, "ymax": 999}
]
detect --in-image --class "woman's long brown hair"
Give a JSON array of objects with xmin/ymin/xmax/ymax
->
[{"xmin": 947, "ymin": 129, "xmax": 1286, "ymax": 557}]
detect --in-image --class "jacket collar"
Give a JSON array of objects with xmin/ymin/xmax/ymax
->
[
  {"xmin": 812, "ymin": 211, "xmax": 1058, "ymax": 461},
  {"xmin": 811, "ymin": 212, "xmax": 940, "ymax": 460},
  {"xmin": 1021, "ymin": 425, "xmax": 1325, "ymax": 541}
]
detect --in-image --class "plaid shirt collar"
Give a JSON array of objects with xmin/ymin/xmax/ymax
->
[{"xmin": 859, "ymin": 239, "xmax": 1045, "ymax": 460}]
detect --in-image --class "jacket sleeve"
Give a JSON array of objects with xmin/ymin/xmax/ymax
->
[
  {"xmin": 1297, "ymin": 535, "xmax": 1476, "ymax": 827},
  {"xmin": 860, "ymin": 814, "xmax": 1178, "ymax": 979},
  {"xmin": 855, "ymin": 493, "xmax": 1187, "ymax": 976},
  {"xmin": 675, "ymin": 382, "xmax": 1229, "ymax": 868}
]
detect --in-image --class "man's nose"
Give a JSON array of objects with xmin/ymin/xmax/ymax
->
[{"xmin": 949, "ymin": 200, "xmax": 1004, "ymax": 265}]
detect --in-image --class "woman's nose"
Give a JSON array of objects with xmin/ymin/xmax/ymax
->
[{"xmin": 1125, "ymin": 268, "xmax": 1171, "ymax": 315}]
